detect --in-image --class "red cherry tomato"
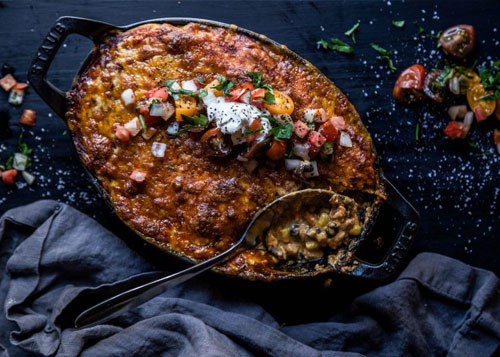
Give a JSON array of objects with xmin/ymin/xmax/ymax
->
[
  {"xmin": 19, "ymin": 109, "xmax": 36, "ymax": 127},
  {"xmin": 393, "ymin": 64, "xmax": 427, "ymax": 104},
  {"xmin": 439, "ymin": 25, "xmax": 476, "ymax": 59},
  {"xmin": 115, "ymin": 125, "xmax": 131, "ymax": 141},
  {"xmin": 2, "ymin": 169, "xmax": 18, "ymax": 185},
  {"xmin": 227, "ymin": 82, "xmax": 254, "ymax": 102},
  {"xmin": 444, "ymin": 121, "xmax": 467, "ymax": 139},
  {"xmin": 473, "ymin": 106, "xmax": 488, "ymax": 123},
  {"xmin": 250, "ymin": 88, "xmax": 266, "ymax": 108},
  {"xmin": 146, "ymin": 87, "xmax": 169, "ymax": 102},
  {"xmin": 423, "ymin": 71, "xmax": 446, "ymax": 103},
  {"xmin": 245, "ymin": 118, "xmax": 263, "ymax": 143},
  {"xmin": 320, "ymin": 119, "xmax": 340, "ymax": 141},
  {"xmin": 293, "ymin": 120, "xmax": 310, "ymax": 139},
  {"xmin": 265, "ymin": 139, "xmax": 287, "ymax": 161}
]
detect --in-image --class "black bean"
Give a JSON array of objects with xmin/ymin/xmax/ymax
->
[{"xmin": 289, "ymin": 223, "xmax": 300, "ymax": 237}]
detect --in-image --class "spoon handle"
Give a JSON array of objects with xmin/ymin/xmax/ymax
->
[{"xmin": 74, "ymin": 240, "xmax": 242, "ymax": 329}]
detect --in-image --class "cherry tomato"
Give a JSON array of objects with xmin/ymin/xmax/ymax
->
[
  {"xmin": 264, "ymin": 90, "xmax": 294, "ymax": 115},
  {"xmin": 227, "ymin": 82, "xmax": 254, "ymax": 102},
  {"xmin": 466, "ymin": 84, "xmax": 496, "ymax": 121},
  {"xmin": 320, "ymin": 119, "xmax": 339, "ymax": 141},
  {"xmin": 250, "ymin": 88, "xmax": 266, "ymax": 108},
  {"xmin": 19, "ymin": 109, "xmax": 36, "ymax": 127},
  {"xmin": 423, "ymin": 71, "xmax": 446, "ymax": 103},
  {"xmin": 265, "ymin": 139, "xmax": 287, "ymax": 161},
  {"xmin": 115, "ymin": 124, "xmax": 131, "ymax": 141},
  {"xmin": 293, "ymin": 120, "xmax": 310, "ymax": 139},
  {"xmin": 444, "ymin": 121, "xmax": 468, "ymax": 139},
  {"xmin": 2, "ymin": 169, "xmax": 17, "ymax": 185},
  {"xmin": 204, "ymin": 78, "xmax": 224, "ymax": 97},
  {"xmin": 201, "ymin": 128, "xmax": 232, "ymax": 156},
  {"xmin": 439, "ymin": 25, "xmax": 476, "ymax": 59},
  {"xmin": 245, "ymin": 118, "xmax": 263, "ymax": 143},
  {"xmin": 175, "ymin": 95, "xmax": 198, "ymax": 122},
  {"xmin": 393, "ymin": 64, "xmax": 427, "ymax": 104},
  {"xmin": 146, "ymin": 87, "xmax": 169, "ymax": 102},
  {"xmin": 455, "ymin": 68, "xmax": 481, "ymax": 94}
]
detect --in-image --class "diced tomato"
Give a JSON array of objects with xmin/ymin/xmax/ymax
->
[
  {"xmin": 266, "ymin": 139, "xmax": 287, "ymax": 161},
  {"xmin": 14, "ymin": 83, "xmax": 28, "ymax": 90},
  {"xmin": 115, "ymin": 124, "xmax": 131, "ymax": 141},
  {"xmin": 330, "ymin": 116, "xmax": 346, "ymax": 131},
  {"xmin": 146, "ymin": 87, "xmax": 169, "ymax": 102},
  {"xmin": 293, "ymin": 120, "xmax": 310, "ymax": 139},
  {"xmin": 393, "ymin": 64, "xmax": 427, "ymax": 104},
  {"xmin": 227, "ymin": 82, "xmax": 254, "ymax": 102},
  {"xmin": 250, "ymin": 88, "xmax": 266, "ymax": 108},
  {"xmin": 320, "ymin": 119, "xmax": 339, "ymax": 141},
  {"xmin": 130, "ymin": 170, "xmax": 146, "ymax": 183},
  {"xmin": 473, "ymin": 106, "xmax": 488, "ymax": 123},
  {"xmin": 444, "ymin": 121, "xmax": 467, "ymax": 139},
  {"xmin": 19, "ymin": 109, "xmax": 36, "ymax": 127},
  {"xmin": 2, "ymin": 169, "xmax": 17, "ymax": 185},
  {"xmin": 138, "ymin": 106, "xmax": 159, "ymax": 125},
  {"xmin": 308, "ymin": 131, "xmax": 327, "ymax": 148},
  {"xmin": 0, "ymin": 74, "xmax": 16, "ymax": 92},
  {"xmin": 245, "ymin": 118, "xmax": 263, "ymax": 143}
]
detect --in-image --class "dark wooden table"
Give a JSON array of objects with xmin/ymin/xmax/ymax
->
[{"xmin": 0, "ymin": 0, "xmax": 499, "ymax": 323}]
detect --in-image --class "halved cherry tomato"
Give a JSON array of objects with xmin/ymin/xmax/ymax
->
[
  {"xmin": 439, "ymin": 25, "xmax": 476, "ymax": 60},
  {"xmin": 201, "ymin": 128, "xmax": 231, "ymax": 156},
  {"xmin": 423, "ymin": 71, "xmax": 446, "ymax": 103},
  {"xmin": 245, "ymin": 118, "xmax": 263, "ymax": 143},
  {"xmin": 205, "ymin": 79, "xmax": 224, "ymax": 97},
  {"xmin": 444, "ymin": 121, "xmax": 467, "ymax": 139},
  {"xmin": 14, "ymin": 82, "xmax": 28, "ymax": 90},
  {"xmin": 320, "ymin": 118, "xmax": 340, "ymax": 141},
  {"xmin": 393, "ymin": 64, "xmax": 426, "ymax": 104},
  {"xmin": 293, "ymin": 120, "xmax": 310, "ymax": 139},
  {"xmin": 264, "ymin": 90, "xmax": 294, "ymax": 115},
  {"xmin": 115, "ymin": 124, "xmax": 131, "ymax": 141},
  {"xmin": 308, "ymin": 131, "xmax": 326, "ymax": 149},
  {"xmin": 466, "ymin": 84, "xmax": 496, "ymax": 122},
  {"xmin": 19, "ymin": 109, "xmax": 36, "ymax": 127},
  {"xmin": 175, "ymin": 95, "xmax": 198, "ymax": 121},
  {"xmin": 265, "ymin": 139, "xmax": 287, "ymax": 161},
  {"xmin": 227, "ymin": 82, "xmax": 254, "ymax": 102},
  {"xmin": 146, "ymin": 87, "xmax": 169, "ymax": 102},
  {"xmin": 2, "ymin": 169, "xmax": 17, "ymax": 185},
  {"xmin": 250, "ymin": 88, "xmax": 266, "ymax": 108},
  {"xmin": 455, "ymin": 68, "xmax": 481, "ymax": 94},
  {"xmin": 130, "ymin": 170, "xmax": 146, "ymax": 183}
]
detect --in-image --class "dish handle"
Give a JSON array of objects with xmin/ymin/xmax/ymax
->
[
  {"xmin": 28, "ymin": 16, "xmax": 117, "ymax": 119},
  {"xmin": 347, "ymin": 177, "xmax": 420, "ymax": 282}
]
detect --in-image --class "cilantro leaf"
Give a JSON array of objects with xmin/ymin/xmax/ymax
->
[
  {"xmin": 270, "ymin": 123, "xmax": 293, "ymax": 140},
  {"xmin": 370, "ymin": 43, "xmax": 396, "ymax": 72},
  {"xmin": 181, "ymin": 114, "xmax": 208, "ymax": 126},
  {"xmin": 247, "ymin": 72, "xmax": 263, "ymax": 88},
  {"xmin": 392, "ymin": 20, "xmax": 405, "ymax": 28},
  {"xmin": 243, "ymin": 127, "xmax": 264, "ymax": 137},
  {"xmin": 214, "ymin": 76, "xmax": 235, "ymax": 97},
  {"xmin": 6, "ymin": 156, "xmax": 13, "ymax": 169},
  {"xmin": 317, "ymin": 38, "xmax": 354, "ymax": 54},
  {"xmin": 344, "ymin": 22, "xmax": 360, "ymax": 43},
  {"xmin": 138, "ymin": 114, "xmax": 147, "ymax": 133}
]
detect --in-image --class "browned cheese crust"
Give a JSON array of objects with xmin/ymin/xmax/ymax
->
[{"xmin": 66, "ymin": 22, "xmax": 384, "ymax": 280}]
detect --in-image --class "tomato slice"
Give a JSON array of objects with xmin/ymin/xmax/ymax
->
[
  {"xmin": 115, "ymin": 124, "xmax": 131, "ymax": 141},
  {"xmin": 227, "ymin": 82, "xmax": 254, "ymax": 102},
  {"xmin": 439, "ymin": 25, "xmax": 476, "ymax": 59},
  {"xmin": 444, "ymin": 121, "xmax": 467, "ymax": 139},
  {"xmin": 308, "ymin": 131, "xmax": 326, "ymax": 148},
  {"xmin": 320, "ymin": 119, "xmax": 340, "ymax": 141},
  {"xmin": 2, "ymin": 169, "xmax": 18, "ymax": 185},
  {"xmin": 19, "ymin": 109, "xmax": 36, "ymax": 127},
  {"xmin": 393, "ymin": 64, "xmax": 427, "ymax": 104},
  {"xmin": 146, "ymin": 87, "xmax": 169, "ymax": 102},
  {"xmin": 250, "ymin": 88, "xmax": 266, "ymax": 108},
  {"xmin": 245, "ymin": 118, "xmax": 263, "ymax": 143},
  {"xmin": 293, "ymin": 120, "xmax": 310, "ymax": 139},
  {"xmin": 466, "ymin": 84, "xmax": 496, "ymax": 121},
  {"xmin": 265, "ymin": 139, "xmax": 287, "ymax": 161},
  {"xmin": 264, "ymin": 90, "xmax": 294, "ymax": 115}
]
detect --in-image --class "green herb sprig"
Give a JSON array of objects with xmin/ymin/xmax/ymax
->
[
  {"xmin": 370, "ymin": 43, "xmax": 396, "ymax": 72},
  {"xmin": 478, "ymin": 61, "xmax": 500, "ymax": 101},
  {"xmin": 317, "ymin": 38, "xmax": 354, "ymax": 54},
  {"xmin": 392, "ymin": 20, "xmax": 405, "ymax": 28},
  {"xmin": 344, "ymin": 22, "xmax": 360, "ymax": 43}
]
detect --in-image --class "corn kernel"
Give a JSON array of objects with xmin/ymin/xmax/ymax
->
[
  {"xmin": 318, "ymin": 212, "xmax": 329, "ymax": 228},
  {"xmin": 349, "ymin": 225, "xmax": 361, "ymax": 236}
]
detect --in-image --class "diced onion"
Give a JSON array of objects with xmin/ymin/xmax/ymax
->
[
  {"xmin": 150, "ymin": 102, "xmax": 166, "ymax": 117},
  {"xmin": 463, "ymin": 111, "xmax": 474, "ymax": 128},
  {"xmin": 166, "ymin": 121, "xmax": 179, "ymax": 135},
  {"xmin": 448, "ymin": 105, "xmax": 468, "ymax": 120},
  {"xmin": 151, "ymin": 142, "xmax": 167, "ymax": 158},
  {"xmin": 273, "ymin": 114, "xmax": 293, "ymax": 125},
  {"xmin": 8, "ymin": 89, "xmax": 24, "ymax": 106},
  {"xmin": 13, "ymin": 153, "xmax": 28, "ymax": 171},
  {"xmin": 339, "ymin": 131, "xmax": 352, "ymax": 147},
  {"xmin": 124, "ymin": 117, "xmax": 141, "ymax": 136},
  {"xmin": 303, "ymin": 109, "xmax": 317, "ymax": 123},
  {"xmin": 449, "ymin": 77, "xmax": 460, "ymax": 95},
  {"xmin": 293, "ymin": 143, "xmax": 310, "ymax": 160},
  {"xmin": 22, "ymin": 171, "xmax": 35, "ymax": 185},
  {"xmin": 182, "ymin": 80, "xmax": 198, "ymax": 92},
  {"xmin": 285, "ymin": 159, "xmax": 302, "ymax": 170},
  {"xmin": 303, "ymin": 161, "xmax": 319, "ymax": 178},
  {"xmin": 242, "ymin": 159, "xmax": 258, "ymax": 173},
  {"xmin": 121, "ymin": 89, "xmax": 135, "ymax": 106},
  {"xmin": 240, "ymin": 90, "xmax": 251, "ymax": 104},
  {"xmin": 160, "ymin": 102, "xmax": 175, "ymax": 120}
]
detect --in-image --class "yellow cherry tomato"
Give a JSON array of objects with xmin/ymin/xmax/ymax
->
[
  {"xmin": 264, "ymin": 90, "xmax": 294, "ymax": 115},
  {"xmin": 456, "ymin": 68, "xmax": 481, "ymax": 93},
  {"xmin": 205, "ymin": 79, "xmax": 223, "ymax": 97},
  {"xmin": 175, "ymin": 95, "xmax": 198, "ymax": 121},
  {"xmin": 466, "ymin": 83, "xmax": 496, "ymax": 118},
  {"xmin": 496, "ymin": 98, "xmax": 500, "ymax": 120}
]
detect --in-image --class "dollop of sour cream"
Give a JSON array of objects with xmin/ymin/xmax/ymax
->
[{"xmin": 207, "ymin": 97, "xmax": 269, "ymax": 134}]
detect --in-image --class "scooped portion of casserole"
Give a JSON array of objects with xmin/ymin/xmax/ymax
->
[{"xmin": 66, "ymin": 22, "xmax": 384, "ymax": 280}]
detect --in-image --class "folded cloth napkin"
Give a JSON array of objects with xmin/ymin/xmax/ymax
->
[{"xmin": 0, "ymin": 201, "xmax": 499, "ymax": 357}]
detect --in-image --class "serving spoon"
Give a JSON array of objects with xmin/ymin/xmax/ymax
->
[{"xmin": 73, "ymin": 189, "xmax": 351, "ymax": 329}]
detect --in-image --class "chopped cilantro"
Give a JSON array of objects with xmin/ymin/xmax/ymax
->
[
  {"xmin": 415, "ymin": 23, "xmax": 425, "ymax": 34},
  {"xmin": 248, "ymin": 72, "xmax": 263, "ymax": 87},
  {"xmin": 247, "ymin": 72, "xmax": 275, "ymax": 103},
  {"xmin": 475, "ymin": 152, "xmax": 493, "ymax": 157},
  {"xmin": 344, "ymin": 22, "xmax": 360, "ymax": 43},
  {"xmin": 270, "ymin": 123, "xmax": 293, "ymax": 140},
  {"xmin": 478, "ymin": 61, "xmax": 500, "ymax": 101},
  {"xmin": 167, "ymin": 165, "xmax": 176, "ymax": 170},
  {"xmin": 243, "ymin": 127, "xmax": 264, "ymax": 137},
  {"xmin": 415, "ymin": 123, "xmax": 420, "ymax": 141},
  {"xmin": 198, "ymin": 88, "xmax": 208, "ymax": 98},
  {"xmin": 194, "ymin": 77, "xmax": 205, "ymax": 85},
  {"xmin": 18, "ymin": 134, "xmax": 33, "ymax": 156},
  {"xmin": 62, "ymin": 130, "xmax": 67, "ymax": 136},
  {"xmin": 163, "ymin": 80, "xmax": 176, "ymax": 88},
  {"xmin": 138, "ymin": 114, "xmax": 147, "ymax": 133},
  {"xmin": 6, "ymin": 156, "xmax": 13, "ymax": 169},
  {"xmin": 370, "ymin": 43, "xmax": 396, "ymax": 72},
  {"xmin": 181, "ymin": 114, "xmax": 208, "ymax": 127},
  {"xmin": 214, "ymin": 76, "xmax": 235, "ymax": 97},
  {"xmin": 317, "ymin": 38, "xmax": 354, "ymax": 54},
  {"xmin": 392, "ymin": 20, "xmax": 405, "ymax": 28}
]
